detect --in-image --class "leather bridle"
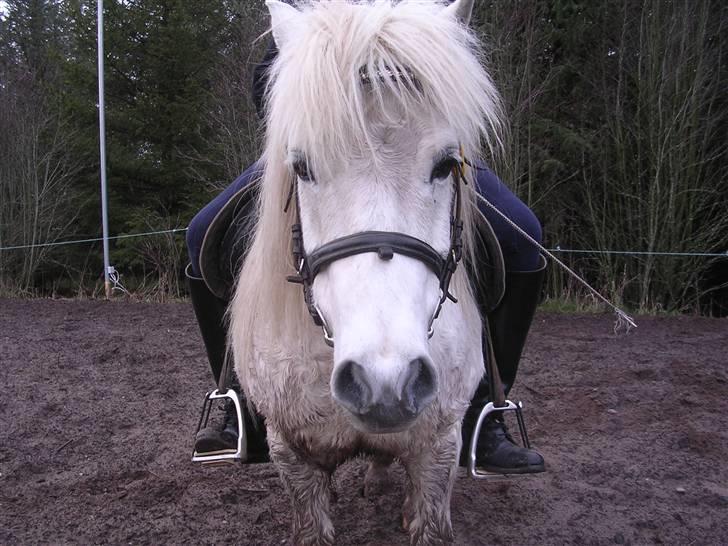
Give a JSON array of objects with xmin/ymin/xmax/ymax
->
[{"xmin": 285, "ymin": 158, "xmax": 469, "ymax": 347}]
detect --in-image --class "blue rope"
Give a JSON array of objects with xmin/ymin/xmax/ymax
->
[{"xmin": 549, "ymin": 247, "xmax": 728, "ymax": 258}]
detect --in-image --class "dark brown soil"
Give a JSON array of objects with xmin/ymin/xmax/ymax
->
[{"xmin": 1, "ymin": 299, "xmax": 726, "ymax": 545}]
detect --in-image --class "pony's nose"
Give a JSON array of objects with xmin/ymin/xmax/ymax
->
[
  {"xmin": 332, "ymin": 360, "xmax": 374, "ymax": 414},
  {"xmin": 401, "ymin": 357, "xmax": 437, "ymax": 413},
  {"xmin": 332, "ymin": 358, "xmax": 437, "ymax": 433}
]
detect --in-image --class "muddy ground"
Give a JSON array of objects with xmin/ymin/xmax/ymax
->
[{"xmin": 1, "ymin": 299, "xmax": 726, "ymax": 545}]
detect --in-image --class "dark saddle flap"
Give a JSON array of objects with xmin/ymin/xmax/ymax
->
[
  {"xmin": 470, "ymin": 215, "xmax": 506, "ymax": 313},
  {"xmin": 199, "ymin": 183, "xmax": 259, "ymax": 300}
]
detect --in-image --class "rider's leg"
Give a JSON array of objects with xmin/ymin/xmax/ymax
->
[
  {"xmin": 187, "ymin": 163, "xmax": 269, "ymax": 462},
  {"xmin": 460, "ymin": 162, "xmax": 546, "ymax": 474}
]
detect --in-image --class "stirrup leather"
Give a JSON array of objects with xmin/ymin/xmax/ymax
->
[
  {"xmin": 191, "ymin": 389, "xmax": 246, "ymax": 466},
  {"xmin": 468, "ymin": 400, "xmax": 532, "ymax": 479}
]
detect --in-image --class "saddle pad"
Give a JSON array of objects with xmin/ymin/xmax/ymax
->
[{"xmin": 199, "ymin": 182, "xmax": 506, "ymax": 312}]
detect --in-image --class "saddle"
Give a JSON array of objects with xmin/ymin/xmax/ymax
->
[{"xmin": 198, "ymin": 182, "xmax": 506, "ymax": 313}]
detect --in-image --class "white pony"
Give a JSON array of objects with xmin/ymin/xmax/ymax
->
[{"xmin": 231, "ymin": 0, "xmax": 503, "ymax": 543}]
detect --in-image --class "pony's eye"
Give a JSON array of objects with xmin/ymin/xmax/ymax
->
[
  {"xmin": 293, "ymin": 159, "xmax": 314, "ymax": 182},
  {"xmin": 430, "ymin": 157, "xmax": 458, "ymax": 183}
]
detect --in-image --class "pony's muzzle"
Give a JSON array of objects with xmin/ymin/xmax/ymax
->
[{"xmin": 332, "ymin": 357, "xmax": 437, "ymax": 433}]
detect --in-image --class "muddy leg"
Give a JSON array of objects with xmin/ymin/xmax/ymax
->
[
  {"xmin": 403, "ymin": 425, "xmax": 461, "ymax": 545},
  {"xmin": 268, "ymin": 432, "xmax": 335, "ymax": 546}
]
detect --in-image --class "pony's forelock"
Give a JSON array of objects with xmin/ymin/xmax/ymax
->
[{"xmin": 266, "ymin": 0, "xmax": 503, "ymax": 177}]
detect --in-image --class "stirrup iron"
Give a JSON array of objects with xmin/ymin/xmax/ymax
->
[
  {"xmin": 468, "ymin": 399, "xmax": 531, "ymax": 479},
  {"xmin": 191, "ymin": 389, "xmax": 246, "ymax": 466}
]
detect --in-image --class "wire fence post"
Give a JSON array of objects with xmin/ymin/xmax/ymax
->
[{"xmin": 97, "ymin": 0, "xmax": 111, "ymax": 299}]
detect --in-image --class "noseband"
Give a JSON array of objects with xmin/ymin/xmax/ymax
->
[{"xmin": 285, "ymin": 159, "xmax": 468, "ymax": 347}]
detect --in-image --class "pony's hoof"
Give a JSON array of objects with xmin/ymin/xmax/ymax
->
[
  {"xmin": 401, "ymin": 513, "xmax": 410, "ymax": 532},
  {"xmin": 290, "ymin": 530, "xmax": 335, "ymax": 546}
]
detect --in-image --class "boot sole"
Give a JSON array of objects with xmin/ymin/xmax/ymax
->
[
  {"xmin": 193, "ymin": 446, "xmax": 271, "ymax": 464},
  {"xmin": 193, "ymin": 447, "xmax": 238, "ymax": 457},
  {"xmin": 475, "ymin": 463, "xmax": 546, "ymax": 475}
]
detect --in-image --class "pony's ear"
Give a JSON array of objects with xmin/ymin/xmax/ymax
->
[
  {"xmin": 444, "ymin": 0, "xmax": 475, "ymax": 26},
  {"xmin": 266, "ymin": 0, "xmax": 300, "ymax": 49}
]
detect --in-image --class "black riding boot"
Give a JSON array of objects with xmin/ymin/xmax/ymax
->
[
  {"xmin": 187, "ymin": 266, "xmax": 269, "ymax": 463},
  {"xmin": 460, "ymin": 258, "xmax": 547, "ymax": 474}
]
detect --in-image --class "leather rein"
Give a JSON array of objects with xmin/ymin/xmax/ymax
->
[{"xmin": 284, "ymin": 159, "xmax": 468, "ymax": 348}]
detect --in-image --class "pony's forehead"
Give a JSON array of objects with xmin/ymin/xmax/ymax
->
[
  {"xmin": 287, "ymin": 107, "xmax": 459, "ymax": 164},
  {"xmin": 284, "ymin": 88, "xmax": 457, "ymax": 171}
]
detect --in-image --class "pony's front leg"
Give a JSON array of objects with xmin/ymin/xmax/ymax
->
[
  {"xmin": 268, "ymin": 430, "xmax": 335, "ymax": 546},
  {"xmin": 403, "ymin": 424, "xmax": 461, "ymax": 545}
]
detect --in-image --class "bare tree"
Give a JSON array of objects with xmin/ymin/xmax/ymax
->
[
  {"xmin": 0, "ymin": 65, "xmax": 82, "ymax": 295},
  {"xmin": 183, "ymin": 0, "xmax": 268, "ymax": 192},
  {"xmin": 579, "ymin": 0, "xmax": 728, "ymax": 311}
]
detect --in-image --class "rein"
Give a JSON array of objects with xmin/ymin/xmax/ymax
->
[{"xmin": 285, "ymin": 159, "xmax": 467, "ymax": 347}]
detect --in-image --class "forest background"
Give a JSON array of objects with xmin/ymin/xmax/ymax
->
[{"xmin": 1, "ymin": 0, "xmax": 726, "ymax": 315}]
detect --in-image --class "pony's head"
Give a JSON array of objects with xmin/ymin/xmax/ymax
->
[{"xmin": 234, "ymin": 0, "xmax": 503, "ymax": 434}]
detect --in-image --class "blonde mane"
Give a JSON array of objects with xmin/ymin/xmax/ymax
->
[{"xmin": 231, "ymin": 0, "xmax": 504, "ymax": 373}]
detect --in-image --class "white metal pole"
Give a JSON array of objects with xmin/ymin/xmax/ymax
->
[{"xmin": 97, "ymin": 0, "xmax": 111, "ymax": 298}]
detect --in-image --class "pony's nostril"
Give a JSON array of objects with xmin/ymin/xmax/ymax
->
[
  {"xmin": 402, "ymin": 358, "xmax": 437, "ymax": 413},
  {"xmin": 333, "ymin": 360, "xmax": 373, "ymax": 414}
]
